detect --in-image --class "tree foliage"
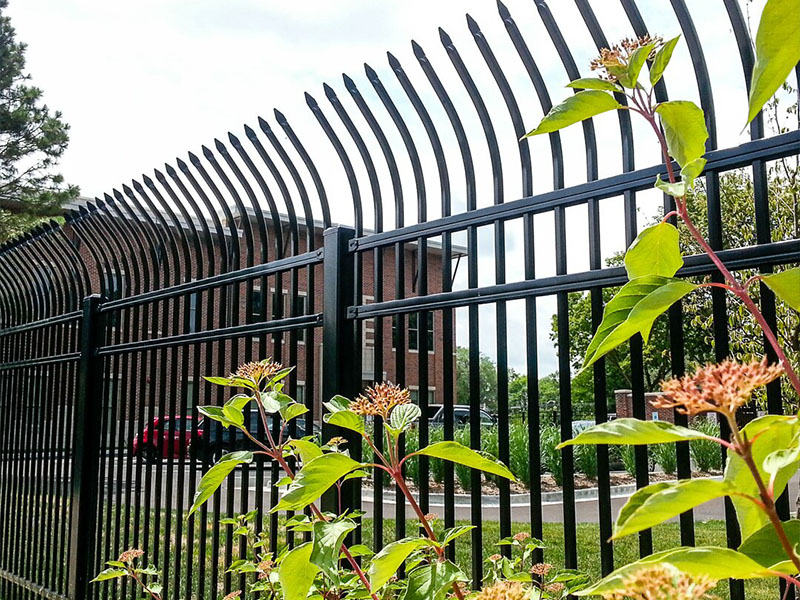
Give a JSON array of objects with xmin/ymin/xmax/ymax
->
[
  {"xmin": 554, "ymin": 166, "xmax": 800, "ymax": 412},
  {"xmin": 0, "ymin": 0, "xmax": 77, "ymax": 241}
]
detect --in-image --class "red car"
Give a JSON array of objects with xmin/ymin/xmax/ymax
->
[{"xmin": 132, "ymin": 416, "xmax": 203, "ymax": 463}]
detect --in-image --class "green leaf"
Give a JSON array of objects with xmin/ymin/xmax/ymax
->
[
  {"xmin": 261, "ymin": 391, "xmax": 292, "ymax": 414},
  {"xmin": 522, "ymin": 91, "xmax": 622, "ymax": 137},
  {"xmin": 91, "ymin": 568, "xmax": 128, "ymax": 582},
  {"xmin": 415, "ymin": 441, "xmax": 517, "ymax": 482},
  {"xmin": 582, "ymin": 275, "xmax": 698, "ymax": 369},
  {"xmin": 188, "ymin": 451, "xmax": 253, "ymax": 516},
  {"xmin": 566, "ymin": 78, "xmax": 623, "ymax": 92},
  {"xmin": 558, "ymin": 418, "xmax": 714, "ymax": 448},
  {"xmin": 575, "ymin": 547, "xmax": 773, "ymax": 596},
  {"xmin": 761, "ymin": 268, "xmax": 800, "ymax": 312},
  {"xmin": 763, "ymin": 439, "xmax": 800, "ymax": 477},
  {"xmin": 324, "ymin": 410, "xmax": 365, "ymax": 435},
  {"xmin": 654, "ymin": 174, "xmax": 687, "ymax": 198},
  {"xmin": 389, "ymin": 403, "xmax": 422, "ymax": 433},
  {"xmin": 681, "ymin": 157, "xmax": 707, "ymax": 182},
  {"xmin": 345, "ymin": 544, "xmax": 374, "ymax": 558},
  {"xmin": 613, "ymin": 479, "xmax": 735, "ymax": 539},
  {"xmin": 399, "ymin": 561, "xmax": 466, "ymax": 600},
  {"xmin": 747, "ymin": 0, "xmax": 800, "ymax": 124},
  {"xmin": 278, "ymin": 542, "xmax": 319, "ymax": 600},
  {"xmin": 196, "ymin": 406, "xmax": 238, "ymax": 429},
  {"xmin": 650, "ymin": 35, "xmax": 680, "ymax": 86},
  {"xmin": 655, "ymin": 100, "xmax": 708, "ymax": 167},
  {"xmin": 739, "ymin": 519, "xmax": 800, "ymax": 573},
  {"xmin": 624, "ymin": 223, "xmax": 683, "ymax": 279},
  {"xmin": 619, "ymin": 42, "xmax": 656, "ymax": 88},
  {"xmin": 725, "ymin": 415, "xmax": 800, "ymax": 538},
  {"xmin": 280, "ymin": 402, "xmax": 308, "ymax": 422},
  {"xmin": 203, "ymin": 376, "xmax": 234, "ymax": 386},
  {"xmin": 146, "ymin": 583, "xmax": 163, "ymax": 596},
  {"xmin": 287, "ymin": 439, "xmax": 324, "ymax": 464},
  {"xmin": 272, "ymin": 452, "xmax": 361, "ymax": 513},
  {"xmin": 441, "ymin": 525, "xmax": 475, "ymax": 547},
  {"xmin": 369, "ymin": 538, "xmax": 435, "ymax": 591},
  {"xmin": 310, "ymin": 519, "xmax": 357, "ymax": 581},
  {"xmin": 324, "ymin": 395, "xmax": 351, "ymax": 413}
]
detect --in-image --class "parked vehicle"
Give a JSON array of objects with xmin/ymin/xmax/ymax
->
[
  {"xmin": 132, "ymin": 416, "xmax": 200, "ymax": 463},
  {"xmin": 191, "ymin": 411, "xmax": 319, "ymax": 462},
  {"xmin": 427, "ymin": 404, "xmax": 496, "ymax": 427}
]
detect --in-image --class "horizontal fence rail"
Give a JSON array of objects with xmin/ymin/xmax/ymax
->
[{"xmin": 1, "ymin": 1, "xmax": 799, "ymax": 599}]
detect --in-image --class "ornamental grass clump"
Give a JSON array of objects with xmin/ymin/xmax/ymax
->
[{"xmin": 523, "ymin": 0, "xmax": 800, "ymax": 595}]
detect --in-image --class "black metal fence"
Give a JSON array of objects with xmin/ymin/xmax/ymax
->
[{"xmin": 1, "ymin": 1, "xmax": 799, "ymax": 599}]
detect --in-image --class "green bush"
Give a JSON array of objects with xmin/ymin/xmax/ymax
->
[
  {"xmin": 575, "ymin": 444, "xmax": 598, "ymax": 480},
  {"xmin": 509, "ymin": 420, "xmax": 530, "ymax": 487},
  {"xmin": 651, "ymin": 442, "xmax": 677, "ymax": 475},
  {"xmin": 690, "ymin": 419, "xmax": 723, "ymax": 472},
  {"xmin": 617, "ymin": 444, "xmax": 637, "ymax": 477},
  {"xmin": 403, "ymin": 426, "xmax": 421, "ymax": 487},
  {"xmin": 481, "ymin": 426, "xmax": 500, "ymax": 483},
  {"xmin": 455, "ymin": 426, "xmax": 472, "ymax": 491},
  {"xmin": 540, "ymin": 424, "xmax": 563, "ymax": 486},
  {"xmin": 429, "ymin": 426, "xmax": 445, "ymax": 484}
]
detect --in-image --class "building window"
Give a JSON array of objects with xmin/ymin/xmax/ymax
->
[
  {"xmin": 296, "ymin": 382, "xmax": 305, "ymax": 405},
  {"xmin": 250, "ymin": 285, "xmax": 265, "ymax": 321},
  {"xmin": 393, "ymin": 313, "xmax": 434, "ymax": 352},
  {"xmin": 410, "ymin": 388, "xmax": 436, "ymax": 405},
  {"xmin": 188, "ymin": 290, "xmax": 199, "ymax": 333},
  {"xmin": 271, "ymin": 289, "xmax": 308, "ymax": 343}
]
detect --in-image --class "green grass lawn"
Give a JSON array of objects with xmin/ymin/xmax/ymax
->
[
  {"xmin": 98, "ymin": 504, "xmax": 779, "ymax": 599},
  {"xmin": 362, "ymin": 519, "xmax": 777, "ymax": 600}
]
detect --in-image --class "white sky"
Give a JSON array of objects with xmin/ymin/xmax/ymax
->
[{"xmin": 8, "ymin": 0, "xmax": 780, "ymax": 377}]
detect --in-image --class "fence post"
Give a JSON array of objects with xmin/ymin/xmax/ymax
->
[
  {"xmin": 321, "ymin": 225, "xmax": 357, "ymax": 513},
  {"xmin": 68, "ymin": 294, "xmax": 105, "ymax": 600}
]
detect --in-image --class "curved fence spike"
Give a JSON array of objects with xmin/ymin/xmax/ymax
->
[
  {"xmin": 669, "ymin": 0, "xmax": 717, "ymax": 150},
  {"xmin": 274, "ymin": 108, "xmax": 332, "ymax": 228},
  {"xmin": 306, "ymin": 91, "xmax": 364, "ymax": 234}
]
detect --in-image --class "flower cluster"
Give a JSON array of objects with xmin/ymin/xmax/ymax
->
[
  {"xmin": 349, "ymin": 381, "xmax": 411, "ymax": 419},
  {"xmin": 118, "ymin": 548, "xmax": 144, "ymax": 564},
  {"xmin": 600, "ymin": 565, "xmax": 717, "ymax": 600},
  {"xmin": 472, "ymin": 580, "xmax": 532, "ymax": 600},
  {"xmin": 232, "ymin": 358, "xmax": 284, "ymax": 387},
  {"xmin": 654, "ymin": 358, "xmax": 783, "ymax": 417},
  {"xmin": 589, "ymin": 35, "xmax": 663, "ymax": 81}
]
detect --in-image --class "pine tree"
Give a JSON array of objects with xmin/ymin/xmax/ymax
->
[{"xmin": 0, "ymin": 0, "xmax": 77, "ymax": 242}]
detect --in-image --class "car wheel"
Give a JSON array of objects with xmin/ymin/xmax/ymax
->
[{"xmin": 139, "ymin": 444, "xmax": 159, "ymax": 465}]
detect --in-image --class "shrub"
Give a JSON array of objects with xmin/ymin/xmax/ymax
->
[
  {"xmin": 690, "ymin": 419, "xmax": 723, "ymax": 472},
  {"xmin": 540, "ymin": 425, "xmax": 563, "ymax": 486},
  {"xmin": 403, "ymin": 426, "xmax": 421, "ymax": 487},
  {"xmin": 454, "ymin": 426, "xmax": 472, "ymax": 491},
  {"xmin": 575, "ymin": 444, "xmax": 598, "ymax": 480},
  {"xmin": 651, "ymin": 442, "xmax": 677, "ymax": 475},
  {"xmin": 618, "ymin": 444, "xmax": 637, "ymax": 477},
  {"xmin": 481, "ymin": 426, "xmax": 500, "ymax": 483},
  {"xmin": 509, "ymin": 420, "xmax": 530, "ymax": 487},
  {"xmin": 429, "ymin": 426, "xmax": 445, "ymax": 484}
]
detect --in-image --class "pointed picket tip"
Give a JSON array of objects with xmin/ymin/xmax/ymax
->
[
  {"xmin": 273, "ymin": 109, "xmax": 288, "ymax": 125},
  {"xmin": 228, "ymin": 131, "xmax": 242, "ymax": 148},
  {"xmin": 342, "ymin": 73, "xmax": 358, "ymax": 93},
  {"xmin": 201, "ymin": 145, "xmax": 215, "ymax": 160},
  {"xmin": 323, "ymin": 82, "xmax": 337, "ymax": 100},
  {"xmin": 364, "ymin": 63, "xmax": 379, "ymax": 82},
  {"xmin": 213, "ymin": 138, "xmax": 227, "ymax": 154},
  {"xmin": 496, "ymin": 0, "xmax": 511, "ymax": 20},
  {"xmin": 304, "ymin": 92, "xmax": 319, "ymax": 108},
  {"xmin": 164, "ymin": 162, "xmax": 178, "ymax": 177},
  {"xmin": 439, "ymin": 27, "xmax": 453, "ymax": 47},
  {"xmin": 411, "ymin": 40, "xmax": 426, "ymax": 59},
  {"xmin": 243, "ymin": 123, "xmax": 258, "ymax": 140},
  {"xmin": 466, "ymin": 14, "xmax": 480, "ymax": 34}
]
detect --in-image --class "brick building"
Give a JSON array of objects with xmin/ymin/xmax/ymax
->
[{"xmin": 62, "ymin": 200, "xmax": 462, "ymax": 424}]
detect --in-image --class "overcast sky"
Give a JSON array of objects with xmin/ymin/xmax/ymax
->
[{"xmin": 7, "ymin": 0, "xmax": 778, "ymax": 377}]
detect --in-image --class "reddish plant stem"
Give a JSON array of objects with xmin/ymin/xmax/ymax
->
[
  {"xmin": 640, "ymin": 105, "xmax": 800, "ymax": 398},
  {"xmin": 391, "ymin": 466, "xmax": 466, "ymax": 600},
  {"xmin": 728, "ymin": 420, "xmax": 800, "ymax": 575}
]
